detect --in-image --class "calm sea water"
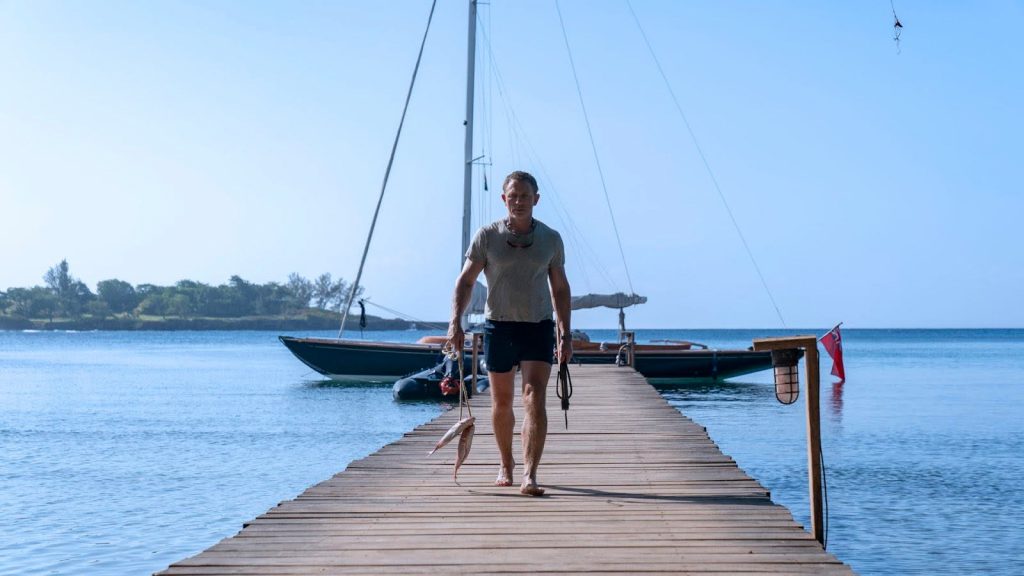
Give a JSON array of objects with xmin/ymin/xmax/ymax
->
[{"xmin": 1, "ymin": 329, "xmax": 1022, "ymax": 575}]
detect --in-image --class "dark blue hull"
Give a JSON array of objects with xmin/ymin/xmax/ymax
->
[
  {"xmin": 280, "ymin": 336, "xmax": 771, "ymax": 382},
  {"xmin": 279, "ymin": 336, "xmax": 448, "ymax": 382},
  {"xmin": 573, "ymin": 349, "xmax": 772, "ymax": 381}
]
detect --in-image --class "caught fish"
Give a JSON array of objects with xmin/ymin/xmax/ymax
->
[
  {"xmin": 453, "ymin": 422, "xmax": 475, "ymax": 482},
  {"xmin": 428, "ymin": 416, "xmax": 475, "ymax": 455}
]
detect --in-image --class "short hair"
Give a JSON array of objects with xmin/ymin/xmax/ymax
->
[{"xmin": 502, "ymin": 170, "xmax": 539, "ymax": 194}]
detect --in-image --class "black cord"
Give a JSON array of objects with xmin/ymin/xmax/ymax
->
[{"xmin": 820, "ymin": 446, "xmax": 829, "ymax": 549}]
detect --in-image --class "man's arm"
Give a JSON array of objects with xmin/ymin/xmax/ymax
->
[
  {"xmin": 549, "ymin": 265, "xmax": 572, "ymax": 363},
  {"xmin": 447, "ymin": 258, "xmax": 486, "ymax": 349}
]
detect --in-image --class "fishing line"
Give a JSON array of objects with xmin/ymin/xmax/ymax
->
[
  {"xmin": 337, "ymin": 0, "xmax": 439, "ymax": 337},
  {"xmin": 624, "ymin": 0, "xmax": 787, "ymax": 327},
  {"xmin": 555, "ymin": 0, "xmax": 636, "ymax": 297},
  {"xmin": 821, "ymin": 446, "xmax": 829, "ymax": 549},
  {"xmin": 461, "ymin": 348, "xmax": 472, "ymax": 419}
]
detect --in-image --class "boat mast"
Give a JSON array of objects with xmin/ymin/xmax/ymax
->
[
  {"xmin": 461, "ymin": 0, "xmax": 478, "ymax": 326},
  {"xmin": 462, "ymin": 0, "xmax": 477, "ymax": 265}
]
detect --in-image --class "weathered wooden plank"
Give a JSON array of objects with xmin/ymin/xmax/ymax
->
[
  {"xmin": 157, "ymin": 365, "xmax": 852, "ymax": 575},
  {"xmin": 161, "ymin": 561, "xmax": 856, "ymax": 569}
]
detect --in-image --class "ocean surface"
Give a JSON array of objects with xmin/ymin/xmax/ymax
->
[{"xmin": 1, "ymin": 328, "xmax": 1021, "ymax": 575}]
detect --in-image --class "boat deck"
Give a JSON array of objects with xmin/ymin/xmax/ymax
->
[{"xmin": 158, "ymin": 364, "xmax": 853, "ymax": 575}]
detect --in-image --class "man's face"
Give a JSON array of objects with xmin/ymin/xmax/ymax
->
[{"xmin": 501, "ymin": 180, "xmax": 539, "ymax": 219}]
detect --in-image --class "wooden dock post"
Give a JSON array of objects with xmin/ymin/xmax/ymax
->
[
  {"xmin": 619, "ymin": 330, "xmax": 636, "ymax": 367},
  {"xmin": 471, "ymin": 331, "xmax": 482, "ymax": 389},
  {"xmin": 752, "ymin": 335, "xmax": 825, "ymax": 545}
]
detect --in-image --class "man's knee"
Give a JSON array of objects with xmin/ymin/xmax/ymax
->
[
  {"xmin": 523, "ymin": 382, "xmax": 547, "ymax": 412},
  {"xmin": 522, "ymin": 380, "xmax": 545, "ymax": 399},
  {"xmin": 493, "ymin": 392, "xmax": 514, "ymax": 411},
  {"xmin": 489, "ymin": 371, "xmax": 515, "ymax": 407}
]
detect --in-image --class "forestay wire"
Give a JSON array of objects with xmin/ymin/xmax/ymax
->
[
  {"xmin": 554, "ymin": 0, "xmax": 636, "ymax": 297},
  {"xmin": 625, "ymin": 0, "xmax": 787, "ymax": 327},
  {"xmin": 475, "ymin": 18, "xmax": 621, "ymax": 294},
  {"xmin": 338, "ymin": 0, "xmax": 439, "ymax": 338}
]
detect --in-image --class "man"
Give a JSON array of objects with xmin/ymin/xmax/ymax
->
[{"xmin": 447, "ymin": 170, "xmax": 572, "ymax": 496}]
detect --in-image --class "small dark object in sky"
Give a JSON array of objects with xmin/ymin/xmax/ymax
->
[{"xmin": 891, "ymin": 0, "xmax": 903, "ymax": 54}]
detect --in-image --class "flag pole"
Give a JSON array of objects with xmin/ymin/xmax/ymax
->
[{"xmin": 819, "ymin": 321, "xmax": 843, "ymax": 341}]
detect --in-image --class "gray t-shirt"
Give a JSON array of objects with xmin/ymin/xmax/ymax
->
[{"xmin": 466, "ymin": 219, "xmax": 565, "ymax": 322}]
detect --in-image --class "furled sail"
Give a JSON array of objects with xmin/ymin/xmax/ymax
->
[
  {"xmin": 570, "ymin": 292, "xmax": 646, "ymax": 311},
  {"xmin": 469, "ymin": 281, "xmax": 487, "ymax": 315}
]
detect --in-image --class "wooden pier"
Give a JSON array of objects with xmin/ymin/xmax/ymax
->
[{"xmin": 158, "ymin": 365, "xmax": 853, "ymax": 574}]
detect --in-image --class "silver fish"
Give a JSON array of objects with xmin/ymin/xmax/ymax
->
[
  {"xmin": 428, "ymin": 416, "xmax": 475, "ymax": 455},
  {"xmin": 453, "ymin": 423, "xmax": 475, "ymax": 482}
]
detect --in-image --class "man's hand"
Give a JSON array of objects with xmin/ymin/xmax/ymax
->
[
  {"xmin": 447, "ymin": 322, "xmax": 465, "ymax": 354},
  {"xmin": 557, "ymin": 335, "xmax": 573, "ymax": 364}
]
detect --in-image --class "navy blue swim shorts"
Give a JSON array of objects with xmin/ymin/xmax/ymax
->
[{"xmin": 483, "ymin": 319, "xmax": 556, "ymax": 373}]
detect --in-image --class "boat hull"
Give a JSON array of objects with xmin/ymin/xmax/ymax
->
[
  {"xmin": 279, "ymin": 336, "xmax": 448, "ymax": 382},
  {"xmin": 280, "ymin": 336, "xmax": 771, "ymax": 382},
  {"xmin": 573, "ymin": 349, "xmax": 772, "ymax": 381}
]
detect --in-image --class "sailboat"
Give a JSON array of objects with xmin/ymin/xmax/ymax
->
[{"xmin": 279, "ymin": 1, "xmax": 772, "ymax": 383}]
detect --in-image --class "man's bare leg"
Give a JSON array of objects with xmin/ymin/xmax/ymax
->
[
  {"xmin": 519, "ymin": 360, "xmax": 552, "ymax": 496},
  {"xmin": 489, "ymin": 369, "xmax": 516, "ymax": 486}
]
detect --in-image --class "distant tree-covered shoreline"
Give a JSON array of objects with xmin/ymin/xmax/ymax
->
[{"xmin": 0, "ymin": 260, "xmax": 420, "ymax": 331}]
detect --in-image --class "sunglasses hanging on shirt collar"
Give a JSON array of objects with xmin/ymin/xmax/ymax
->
[{"xmin": 505, "ymin": 218, "xmax": 536, "ymax": 248}]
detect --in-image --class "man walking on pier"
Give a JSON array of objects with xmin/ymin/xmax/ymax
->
[{"xmin": 447, "ymin": 170, "xmax": 572, "ymax": 496}]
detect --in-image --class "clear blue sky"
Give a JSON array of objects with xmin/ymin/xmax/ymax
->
[{"xmin": 2, "ymin": 1, "xmax": 1021, "ymax": 328}]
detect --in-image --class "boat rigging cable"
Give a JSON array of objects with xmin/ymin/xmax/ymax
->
[
  {"xmin": 337, "ymin": 0, "xmax": 438, "ymax": 338},
  {"xmin": 362, "ymin": 299, "xmax": 448, "ymax": 332},
  {"xmin": 890, "ymin": 0, "xmax": 903, "ymax": 54},
  {"xmin": 554, "ymin": 0, "xmax": 636, "ymax": 297},
  {"xmin": 474, "ymin": 17, "xmax": 621, "ymax": 293},
  {"xmin": 624, "ymin": 0, "xmax": 787, "ymax": 327}
]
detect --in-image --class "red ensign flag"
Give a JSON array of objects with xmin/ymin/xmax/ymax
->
[{"xmin": 821, "ymin": 325, "xmax": 846, "ymax": 384}]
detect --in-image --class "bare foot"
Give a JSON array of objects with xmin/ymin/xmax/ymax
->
[
  {"xmin": 494, "ymin": 465, "xmax": 514, "ymax": 487},
  {"xmin": 520, "ymin": 476, "xmax": 545, "ymax": 496}
]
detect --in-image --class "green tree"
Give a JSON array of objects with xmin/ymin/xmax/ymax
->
[
  {"xmin": 174, "ymin": 280, "xmax": 212, "ymax": 316},
  {"xmin": 311, "ymin": 273, "xmax": 362, "ymax": 311},
  {"xmin": 43, "ymin": 259, "xmax": 75, "ymax": 316},
  {"xmin": 42, "ymin": 260, "xmax": 93, "ymax": 317},
  {"xmin": 5, "ymin": 287, "xmax": 35, "ymax": 318},
  {"xmin": 228, "ymin": 275, "xmax": 257, "ymax": 315},
  {"xmin": 166, "ymin": 293, "xmax": 192, "ymax": 318},
  {"xmin": 313, "ymin": 273, "xmax": 341, "ymax": 310},
  {"xmin": 4, "ymin": 287, "xmax": 58, "ymax": 320},
  {"xmin": 69, "ymin": 280, "xmax": 95, "ymax": 317},
  {"xmin": 97, "ymin": 279, "xmax": 139, "ymax": 314},
  {"xmin": 135, "ymin": 285, "xmax": 169, "ymax": 318},
  {"xmin": 0, "ymin": 290, "xmax": 8, "ymax": 315},
  {"xmin": 43, "ymin": 260, "xmax": 73, "ymax": 296},
  {"xmin": 258, "ymin": 282, "xmax": 291, "ymax": 315},
  {"xmin": 86, "ymin": 300, "xmax": 111, "ymax": 320},
  {"xmin": 330, "ymin": 280, "xmax": 362, "ymax": 312},
  {"xmin": 286, "ymin": 273, "xmax": 314, "ymax": 311},
  {"xmin": 29, "ymin": 287, "xmax": 59, "ymax": 321}
]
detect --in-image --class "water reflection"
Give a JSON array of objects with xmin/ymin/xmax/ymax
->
[
  {"xmin": 653, "ymin": 379, "xmax": 773, "ymax": 403},
  {"xmin": 830, "ymin": 382, "xmax": 845, "ymax": 423},
  {"xmin": 304, "ymin": 378, "xmax": 391, "ymax": 390}
]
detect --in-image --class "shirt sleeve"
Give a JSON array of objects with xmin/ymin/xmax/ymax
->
[
  {"xmin": 550, "ymin": 230, "xmax": 566, "ymax": 268},
  {"xmin": 466, "ymin": 227, "xmax": 488, "ymax": 263}
]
